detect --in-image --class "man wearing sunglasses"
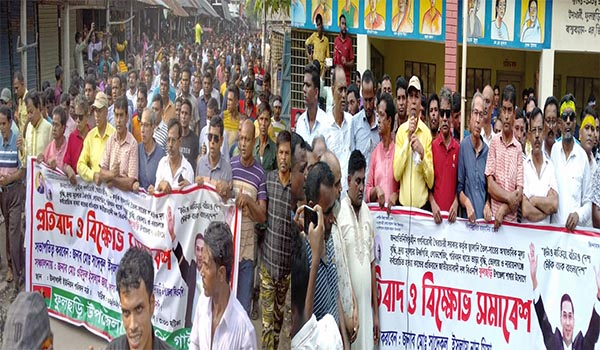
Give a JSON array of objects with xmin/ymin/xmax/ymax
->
[
  {"xmin": 551, "ymin": 95, "xmax": 592, "ymax": 230},
  {"xmin": 195, "ymin": 115, "xmax": 232, "ymax": 201}
]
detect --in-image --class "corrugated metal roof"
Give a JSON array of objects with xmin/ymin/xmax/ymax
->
[{"xmin": 163, "ymin": 0, "xmax": 189, "ymax": 16}]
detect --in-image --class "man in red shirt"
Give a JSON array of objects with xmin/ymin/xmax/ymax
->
[
  {"xmin": 63, "ymin": 95, "xmax": 90, "ymax": 185},
  {"xmin": 429, "ymin": 86, "xmax": 460, "ymax": 224},
  {"xmin": 333, "ymin": 14, "xmax": 355, "ymax": 86}
]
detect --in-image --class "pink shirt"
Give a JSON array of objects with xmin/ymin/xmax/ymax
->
[
  {"xmin": 100, "ymin": 131, "xmax": 139, "ymax": 179},
  {"xmin": 484, "ymin": 133, "xmax": 524, "ymax": 222},
  {"xmin": 43, "ymin": 138, "xmax": 67, "ymax": 171},
  {"xmin": 366, "ymin": 140, "xmax": 398, "ymax": 204}
]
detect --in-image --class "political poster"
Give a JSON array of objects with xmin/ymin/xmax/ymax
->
[
  {"xmin": 25, "ymin": 159, "xmax": 241, "ymax": 350},
  {"xmin": 373, "ymin": 205, "xmax": 600, "ymax": 349}
]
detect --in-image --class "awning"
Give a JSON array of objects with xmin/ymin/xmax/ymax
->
[
  {"xmin": 196, "ymin": 0, "xmax": 221, "ymax": 18},
  {"xmin": 162, "ymin": 0, "xmax": 189, "ymax": 16},
  {"xmin": 212, "ymin": 0, "xmax": 231, "ymax": 21},
  {"xmin": 136, "ymin": 0, "xmax": 168, "ymax": 7}
]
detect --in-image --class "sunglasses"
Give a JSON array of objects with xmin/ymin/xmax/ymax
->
[
  {"xmin": 561, "ymin": 111, "xmax": 576, "ymax": 122},
  {"xmin": 208, "ymin": 133, "xmax": 220, "ymax": 142},
  {"xmin": 440, "ymin": 109, "xmax": 452, "ymax": 119}
]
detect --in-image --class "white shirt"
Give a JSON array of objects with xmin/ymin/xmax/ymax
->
[
  {"xmin": 126, "ymin": 89, "xmax": 138, "ymax": 110},
  {"xmin": 550, "ymin": 141, "xmax": 592, "ymax": 226},
  {"xmin": 154, "ymin": 155, "xmax": 194, "ymax": 188},
  {"xmin": 522, "ymin": 152, "xmax": 558, "ymax": 224},
  {"xmin": 323, "ymin": 110, "xmax": 353, "ymax": 194},
  {"xmin": 189, "ymin": 292, "xmax": 257, "ymax": 350},
  {"xmin": 291, "ymin": 314, "xmax": 343, "ymax": 350},
  {"xmin": 481, "ymin": 126, "xmax": 496, "ymax": 147},
  {"xmin": 295, "ymin": 107, "xmax": 330, "ymax": 146}
]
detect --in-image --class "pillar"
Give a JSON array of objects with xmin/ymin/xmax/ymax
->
[
  {"xmin": 539, "ymin": 49, "xmax": 555, "ymax": 103},
  {"xmin": 444, "ymin": 0, "xmax": 458, "ymax": 89},
  {"xmin": 356, "ymin": 34, "xmax": 370, "ymax": 75}
]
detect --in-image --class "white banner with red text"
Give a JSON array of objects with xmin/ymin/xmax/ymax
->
[
  {"xmin": 373, "ymin": 205, "xmax": 600, "ymax": 350},
  {"xmin": 25, "ymin": 159, "xmax": 241, "ymax": 350}
]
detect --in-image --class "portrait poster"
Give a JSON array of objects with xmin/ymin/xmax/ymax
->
[
  {"xmin": 364, "ymin": 0, "xmax": 387, "ymax": 32},
  {"xmin": 519, "ymin": 0, "xmax": 545, "ymax": 44},
  {"xmin": 490, "ymin": 0, "xmax": 515, "ymax": 42},
  {"xmin": 338, "ymin": 0, "xmax": 359, "ymax": 29},
  {"xmin": 312, "ymin": 0, "xmax": 334, "ymax": 27},
  {"xmin": 291, "ymin": 0, "xmax": 307, "ymax": 27},
  {"xmin": 419, "ymin": 0, "xmax": 443, "ymax": 35},
  {"xmin": 391, "ymin": 0, "xmax": 415, "ymax": 34},
  {"xmin": 467, "ymin": 0, "xmax": 485, "ymax": 39}
]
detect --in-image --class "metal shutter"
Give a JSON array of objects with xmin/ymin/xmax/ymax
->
[{"xmin": 38, "ymin": 4, "xmax": 60, "ymax": 88}]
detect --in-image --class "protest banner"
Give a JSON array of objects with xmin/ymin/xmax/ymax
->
[
  {"xmin": 25, "ymin": 159, "xmax": 241, "ymax": 349},
  {"xmin": 373, "ymin": 205, "xmax": 600, "ymax": 350}
]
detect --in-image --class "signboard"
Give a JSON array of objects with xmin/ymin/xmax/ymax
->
[
  {"xmin": 551, "ymin": 0, "xmax": 600, "ymax": 52},
  {"xmin": 25, "ymin": 159, "xmax": 241, "ymax": 350},
  {"xmin": 373, "ymin": 205, "xmax": 600, "ymax": 349}
]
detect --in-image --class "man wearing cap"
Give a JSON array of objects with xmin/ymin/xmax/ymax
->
[
  {"xmin": 2, "ymin": 292, "xmax": 53, "ymax": 349},
  {"xmin": 485, "ymin": 85, "xmax": 523, "ymax": 229},
  {"xmin": 393, "ymin": 75, "xmax": 434, "ymax": 209},
  {"xmin": 77, "ymin": 91, "xmax": 116, "ymax": 183},
  {"xmin": 271, "ymin": 96, "xmax": 286, "ymax": 139},
  {"xmin": 551, "ymin": 94, "xmax": 592, "ymax": 230},
  {"xmin": 0, "ymin": 88, "xmax": 12, "ymax": 109}
]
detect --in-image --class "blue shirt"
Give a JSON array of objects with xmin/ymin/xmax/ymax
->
[
  {"xmin": 457, "ymin": 135, "xmax": 489, "ymax": 219},
  {"xmin": 350, "ymin": 109, "xmax": 379, "ymax": 175},
  {"xmin": 305, "ymin": 236, "xmax": 338, "ymax": 322},
  {"xmin": 138, "ymin": 142, "xmax": 165, "ymax": 189}
]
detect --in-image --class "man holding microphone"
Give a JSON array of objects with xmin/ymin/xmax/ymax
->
[{"xmin": 393, "ymin": 76, "xmax": 434, "ymax": 210}]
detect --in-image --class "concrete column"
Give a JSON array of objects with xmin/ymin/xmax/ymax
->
[
  {"xmin": 62, "ymin": 3, "xmax": 71, "ymax": 89},
  {"xmin": 539, "ymin": 49, "xmax": 555, "ymax": 102},
  {"xmin": 356, "ymin": 34, "xmax": 370, "ymax": 75},
  {"xmin": 444, "ymin": 0, "xmax": 458, "ymax": 89}
]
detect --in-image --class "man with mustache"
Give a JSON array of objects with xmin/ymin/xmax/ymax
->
[
  {"xmin": 429, "ymin": 86, "xmax": 460, "ymax": 224},
  {"xmin": 521, "ymin": 107, "xmax": 558, "ymax": 224},
  {"xmin": 551, "ymin": 95, "xmax": 592, "ymax": 230},
  {"xmin": 543, "ymin": 96, "xmax": 559, "ymax": 159},
  {"xmin": 333, "ymin": 14, "xmax": 355, "ymax": 86}
]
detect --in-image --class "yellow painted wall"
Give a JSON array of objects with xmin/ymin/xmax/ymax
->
[
  {"xmin": 369, "ymin": 37, "xmax": 446, "ymax": 93},
  {"xmin": 554, "ymin": 52, "xmax": 600, "ymax": 95}
]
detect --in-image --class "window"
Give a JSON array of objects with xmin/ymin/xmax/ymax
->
[
  {"xmin": 566, "ymin": 76, "xmax": 600, "ymax": 116},
  {"xmin": 404, "ymin": 61, "xmax": 436, "ymax": 97}
]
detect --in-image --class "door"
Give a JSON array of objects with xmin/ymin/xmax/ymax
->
[{"xmin": 496, "ymin": 70, "xmax": 523, "ymax": 107}]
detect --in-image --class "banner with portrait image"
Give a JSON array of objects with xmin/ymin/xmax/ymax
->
[
  {"xmin": 25, "ymin": 159, "xmax": 241, "ymax": 350},
  {"xmin": 373, "ymin": 205, "xmax": 600, "ymax": 349}
]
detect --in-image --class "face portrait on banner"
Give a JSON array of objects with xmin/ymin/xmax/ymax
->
[
  {"xmin": 312, "ymin": 0, "xmax": 333, "ymax": 27},
  {"xmin": 420, "ymin": 0, "xmax": 442, "ymax": 35},
  {"xmin": 520, "ymin": 0, "xmax": 544, "ymax": 43},
  {"xmin": 365, "ymin": 0, "xmax": 386, "ymax": 31},
  {"xmin": 338, "ymin": 0, "xmax": 359, "ymax": 29},
  {"xmin": 392, "ymin": 0, "xmax": 414, "ymax": 33},
  {"xmin": 491, "ymin": 0, "xmax": 515, "ymax": 41},
  {"xmin": 291, "ymin": 0, "xmax": 307, "ymax": 27},
  {"xmin": 467, "ymin": 0, "xmax": 485, "ymax": 38}
]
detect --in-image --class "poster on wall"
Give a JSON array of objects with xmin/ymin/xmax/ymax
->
[
  {"xmin": 459, "ymin": 0, "xmax": 552, "ymax": 50},
  {"xmin": 291, "ymin": 0, "xmax": 446, "ymax": 42}
]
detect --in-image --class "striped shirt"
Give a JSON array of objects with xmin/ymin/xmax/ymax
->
[
  {"xmin": 484, "ymin": 133, "xmax": 524, "ymax": 222},
  {"xmin": 231, "ymin": 155, "xmax": 267, "ymax": 261},
  {"xmin": 305, "ymin": 236, "xmax": 338, "ymax": 322},
  {"xmin": 101, "ymin": 131, "xmax": 139, "ymax": 179},
  {"xmin": 0, "ymin": 131, "xmax": 21, "ymax": 177},
  {"xmin": 262, "ymin": 170, "xmax": 291, "ymax": 280},
  {"xmin": 153, "ymin": 121, "xmax": 168, "ymax": 152}
]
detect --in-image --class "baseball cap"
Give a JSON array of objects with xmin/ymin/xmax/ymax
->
[
  {"xmin": 91, "ymin": 91, "xmax": 109, "ymax": 110},
  {"xmin": 407, "ymin": 75, "xmax": 421, "ymax": 93},
  {"xmin": 2, "ymin": 292, "xmax": 52, "ymax": 350},
  {"xmin": 0, "ymin": 88, "xmax": 11, "ymax": 103}
]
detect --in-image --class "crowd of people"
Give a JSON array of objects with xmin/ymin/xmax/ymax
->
[
  {"xmin": 0, "ymin": 17, "xmax": 291, "ymax": 350},
  {"xmin": 290, "ymin": 13, "xmax": 600, "ymax": 350}
]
